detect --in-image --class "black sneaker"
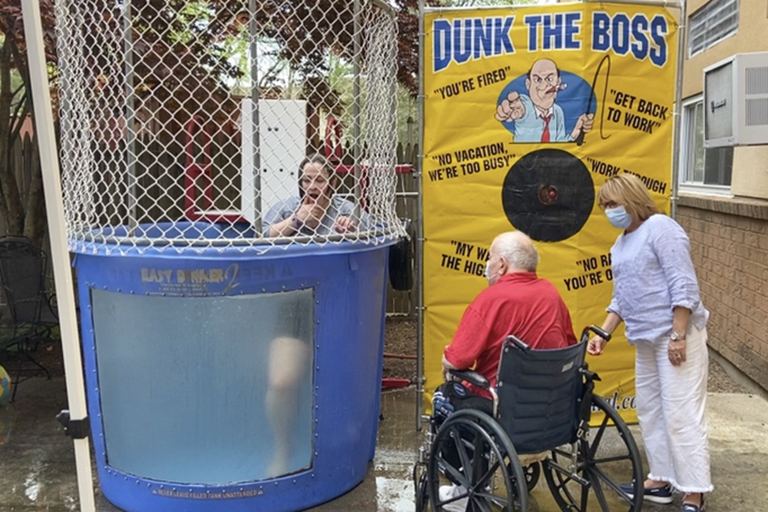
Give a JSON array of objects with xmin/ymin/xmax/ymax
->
[{"xmin": 619, "ymin": 482, "xmax": 674, "ymax": 504}]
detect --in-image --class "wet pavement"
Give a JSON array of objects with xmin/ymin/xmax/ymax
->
[{"xmin": 1, "ymin": 377, "xmax": 768, "ymax": 511}]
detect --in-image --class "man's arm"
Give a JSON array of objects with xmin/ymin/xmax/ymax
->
[
  {"xmin": 443, "ymin": 305, "xmax": 488, "ymax": 368},
  {"xmin": 333, "ymin": 196, "xmax": 363, "ymax": 233},
  {"xmin": 264, "ymin": 198, "xmax": 298, "ymax": 237},
  {"xmin": 495, "ymin": 91, "xmax": 526, "ymax": 122},
  {"xmin": 441, "ymin": 353, "xmax": 458, "ymax": 382},
  {"xmin": 443, "ymin": 304, "xmax": 492, "ymax": 385},
  {"xmin": 568, "ymin": 113, "xmax": 594, "ymax": 141},
  {"xmin": 268, "ymin": 215, "xmax": 300, "ymax": 237},
  {"xmin": 561, "ymin": 300, "xmax": 578, "ymax": 345}
]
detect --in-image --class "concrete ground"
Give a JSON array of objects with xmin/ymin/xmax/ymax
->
[{"xmin": 1, "ymin": 377, "xmax": 768, "ymax": 511}]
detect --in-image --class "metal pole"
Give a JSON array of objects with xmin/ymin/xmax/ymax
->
[
  {"xmin": 353, "ymin": 0, "xmax": 362, "ymax": 219},
  {"xmin": 249, "ymin": 0, "xmax": 262, "ymax": 233},
  {"xmin": 122, "ymin": 0, "xmax": 137, "ymax": 231},
  {"xmin": 423, "ymin": 0, "xmax": 684, "ymax": 12},
  {"xmin": 415, "ymin": 0, "xmax": 425, "ymax": 432},
  {"xmin": 389, "ymin": 6, "xmax": 399, "ymax": 222},
  {"xmin": 584, "ymin": 0, "xmax": 683, "ymax": 7},
  {"xmin": 670, "ymin": 0, "xmax": 687, "ymax": 219},
  {"xmin": 371, "ymin": 0, "xmax": 394, "ymax": 12},
  {"xmin": 20, "ymin": 1, "xmax": 96, "ymax": 511}
]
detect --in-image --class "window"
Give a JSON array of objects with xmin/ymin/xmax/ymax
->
[
  {"xmin": 688, "ymin": 0, "xmax": 739, "ymax": 57},
  {"xmin": 679, "ymin": 97, "xmax": 733, "ymax": 193}
]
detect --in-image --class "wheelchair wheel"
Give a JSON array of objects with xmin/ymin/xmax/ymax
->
[
  {"xmin": 427, "ymin": 409, "xmax": 528, "ymax": 512},
  {"xmin": 543, "ymin": 396, "xmax": 643, "ymax": 512},
  {"xmin": 523, "ymin": 462, "xmax": 540, "ymax": 492},
  {"xmin": 415, "ymin": 468, "xmax": 429, "ymax": 512}
]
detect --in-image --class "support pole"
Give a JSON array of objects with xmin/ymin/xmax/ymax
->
[
  {"xmin": 416, "ymin": 0, "xmax": 425, "ymax": 431},
  {"xmin": 249, "ymin": 0, "xmax": 262, "ymax": 233},
  {"xmin": 123, "ymin": 0, "xmax": 137, "ymax": 231},
  {"xmin": 21, "ymin": 1, "xmax": 96, "ymax": 511},
  {"xmin": 353, "ymin": 0, "xmax": 362, "ymax": 219},
  {"xmin": 670, "ymin": 0, "xmax": 687, "ymax": 218}
]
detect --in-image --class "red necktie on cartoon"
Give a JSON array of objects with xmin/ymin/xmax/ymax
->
[{"xmin": 541, "ymin": 114, "xmax": 552, "ymax": 143}]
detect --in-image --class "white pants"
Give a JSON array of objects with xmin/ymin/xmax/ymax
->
[{"xmin": 635, "ymin": 325, "xmax": 713, "ymax": 493}]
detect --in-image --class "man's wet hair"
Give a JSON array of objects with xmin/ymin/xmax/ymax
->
[{"xmin": 299, "ymin": 154, "xmax": 332, "ymax": 175}]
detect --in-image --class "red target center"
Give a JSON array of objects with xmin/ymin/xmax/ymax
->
[{"xmin": 538, "ymin": 185, "xmax": 559, "ymax": 205}]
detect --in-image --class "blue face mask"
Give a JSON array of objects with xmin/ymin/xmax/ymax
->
[{"xmin": 605, "ymin": 205, "xmax": 632, "ymax": 229}]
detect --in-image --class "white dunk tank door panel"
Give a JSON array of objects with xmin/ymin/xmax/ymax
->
[{"xmin": 241, "ymin": 98, "xmax": 307, "ymax": 225}]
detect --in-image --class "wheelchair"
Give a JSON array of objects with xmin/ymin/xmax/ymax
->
[{"xmin": 413, "ymin": 326, "xmax": 643, "ymax": 512}]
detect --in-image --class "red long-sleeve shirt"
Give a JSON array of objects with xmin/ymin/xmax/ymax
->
[{"xmin": 444, "ymin": 272, "xmax": 577, "ymax": 398}]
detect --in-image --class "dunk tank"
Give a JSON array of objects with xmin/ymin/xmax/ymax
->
[{"xmin": 54, "ymin": 1, "xmax": 406, "ymax": 510}]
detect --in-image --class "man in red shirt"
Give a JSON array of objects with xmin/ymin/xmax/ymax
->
[
  {"xmin": 442, "ymin": 230, "xmax": 577, "ymax": 399},
  {"xmin": 434, "ymin": 231, "xmax": 577, "ymax": 511}
]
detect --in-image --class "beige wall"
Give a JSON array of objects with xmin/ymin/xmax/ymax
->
[
  {"xmin": 678, "ymin": 2, "xmax": 768, "ymax": 392},
  {"xmin": 682, "ymin": 1, "xmax": 768, "ymax": 201},
  {"xmin": 682, "ymin": 0, "xmax": 768, "ymax": 99},
  {"xmin": 678, "ymin": 198, "xmax": 768, "ymax": 391},
  {"xmin": 731, "ymin": 146, "xmax": 768, "ymax": 199}
]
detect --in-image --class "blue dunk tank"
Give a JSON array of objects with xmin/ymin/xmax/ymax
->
[
  {"xmin": 53, "ymin": 1, "xmax": 406, "ymax": 509},
  {"xmin": 73, "ymin": 231, "xmax": 400, "ymax": 512}
]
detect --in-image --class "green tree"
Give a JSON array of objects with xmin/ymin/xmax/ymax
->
[
  {"xmin": 0, "ymin": 1, "xmax": 56, "ymax": 246},
  {"xmin": 441, "ymin": 0, "xmax": 538, "ymax": 5},
  {"xmin": 0, "ymin": 0, "xmax": 437, "ymax": 242}
]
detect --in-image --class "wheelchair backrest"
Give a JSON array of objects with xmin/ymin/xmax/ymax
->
[{"xmin": 495, "ymin": 339, "xmax": 587, "ymax": 455}]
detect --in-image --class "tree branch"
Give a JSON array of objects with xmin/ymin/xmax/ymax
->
[
  {"xmin": 0, "ymin": 36, "xmax": 24, "ymax": 234},
  {"xmin": 9, "ymin": 92, "xmax": 28, "ymax": 145}
]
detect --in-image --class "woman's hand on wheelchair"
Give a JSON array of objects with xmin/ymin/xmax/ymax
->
[{"xmin": 587, "ymin": 335, "xmax": 608, "ymax": 356}]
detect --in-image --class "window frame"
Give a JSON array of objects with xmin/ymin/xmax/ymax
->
[
  {"xmin": 678, "ymin": 95, "xmax": 732, "ymax": 196},
  {"xmin": 688, "ymin": 0, "xmax": 740, "ymax": 58}
]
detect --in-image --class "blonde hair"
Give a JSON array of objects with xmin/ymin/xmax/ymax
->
[{"xmin": 598, "ymin": 173, "xmax": 659, "ymax": 221}]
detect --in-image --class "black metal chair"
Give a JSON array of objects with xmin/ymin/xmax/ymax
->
[
  {"xmin": 0, "ymin": 236, "xmax": 59, "ymax": 401},
  {"xmin": 414, "ymin": 326, "xmax": 643, "ymax": 512}
]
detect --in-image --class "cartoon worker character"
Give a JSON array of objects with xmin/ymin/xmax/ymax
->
[{"xmin": 495, "ymin": 59, "xmax": 594, "ymax": 143}]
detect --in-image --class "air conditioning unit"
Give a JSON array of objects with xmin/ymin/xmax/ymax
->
[{"xmin": 703, "ymin": 52, "xmax": 768, "ymax": 148}]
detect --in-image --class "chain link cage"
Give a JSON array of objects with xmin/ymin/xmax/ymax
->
[{"xmin": 55, "ymin": 0, "xmax": 406, "ymax": 254}]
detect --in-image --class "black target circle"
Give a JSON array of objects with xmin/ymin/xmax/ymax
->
[{"xmin": 502, "ymin": 149, "xmax": 594, "ymax": 242}]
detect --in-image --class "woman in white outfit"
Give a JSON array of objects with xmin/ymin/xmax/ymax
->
[{"xmin": 587, "ymin": 173, "xmax": 712, "ymax": 512}]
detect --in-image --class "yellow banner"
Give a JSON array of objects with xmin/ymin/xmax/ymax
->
[{"xmin": 422, "ymin": 2, "xmax": 679, "ymax": 421}]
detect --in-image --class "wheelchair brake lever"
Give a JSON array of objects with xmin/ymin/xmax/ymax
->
[{"xmin": 579, "ymin": 366, "xmax": 602, "ymax": 382}]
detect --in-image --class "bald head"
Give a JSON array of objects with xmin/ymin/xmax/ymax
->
[
  {"xmin": 526, "ymin": 58, "xmax": 562, "ymax": 111},
  {"xmin": 528, "ymin": 59, "xmax": 559, "ymax": 79},
  {"xmin": 491, "ymin": 231, "xmax": 539, "ymax": 273}
]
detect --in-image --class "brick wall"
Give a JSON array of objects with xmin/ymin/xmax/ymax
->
[{"xmin": 677, "ymin": 195, "xmax": 768, "ymax": 392}]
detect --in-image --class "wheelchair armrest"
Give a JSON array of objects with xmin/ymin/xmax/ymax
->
[{"xmin": 449, "ymin": 369, "xmax": 490, "ymax": 390}]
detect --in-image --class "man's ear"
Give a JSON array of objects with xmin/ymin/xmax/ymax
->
[
  {"xmin": 525, "ymin": 78, "xmax": 531, "ymax": 90},
  {"xmin": 498, "ymin": 256, "xmax": 509, "ymax": 275}
]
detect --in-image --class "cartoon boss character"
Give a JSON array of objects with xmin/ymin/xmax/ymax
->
[{"xmin": 495, "ymin": 58, "xmax": 594, "ymax": 143}]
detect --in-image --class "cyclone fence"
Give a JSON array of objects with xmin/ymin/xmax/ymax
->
[{"xmin": 55, "ymin": 0, "xmax": 407, "ymax": 255}]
